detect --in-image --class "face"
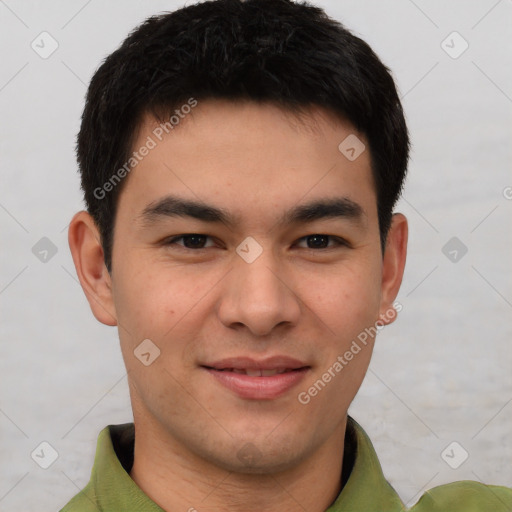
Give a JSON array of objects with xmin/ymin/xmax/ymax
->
[{"xmin": 71, "ymin": 99, "xmax": 407, "ymax": 474}]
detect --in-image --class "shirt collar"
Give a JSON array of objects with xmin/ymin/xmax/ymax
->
[
  {"xmin": 74, "ymin": 416, "xmax": 403, "ymax": 511},
  {"xmin": 327, "ymin": 416, "xmax": 404, "ymax": 511}
]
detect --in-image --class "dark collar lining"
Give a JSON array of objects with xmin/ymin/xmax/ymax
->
[
  {"xmin": 340, "ymin": 416, "xmax": 357, "ymax": 490},
  {"xmin": 110, "ymin": 422, "xmax": 135, "ymax": 474}
]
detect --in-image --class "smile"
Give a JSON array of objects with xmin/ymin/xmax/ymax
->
[
  {"xmin": 210, "ymin": 368, "xmax": 297, "ymax": 376},
  {"xmin": 201, "ymin": 356, "xmax": 310, "ymax": 400}
]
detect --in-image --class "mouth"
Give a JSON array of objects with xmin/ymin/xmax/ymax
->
[
  {"xmin": 201, "ymin": 356, "xmax": 310, "ymax": 400},
  {"xmin": 206, "ymin": 368, "xmax": 300, "ymax": 376}
]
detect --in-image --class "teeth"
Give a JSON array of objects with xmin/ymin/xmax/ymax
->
[
  {"xmin": 232, "ymin": 369, "xmax": 290, "ymax": 376},
  {"xmin": 215, "ymin": 368, "xmax": 294, "ymax": 376},
  {"xmin": 245, "ymin": 369, "xmax": 262, "ymax": 377},
  {"xmin": 261, "ymin": 369, "xmax": 281, "ymax": 376}
]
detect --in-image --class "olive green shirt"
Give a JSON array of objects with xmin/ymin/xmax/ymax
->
[{"xmin": 59, "ymin": 417, "xmax": 511, "ymax": 511}]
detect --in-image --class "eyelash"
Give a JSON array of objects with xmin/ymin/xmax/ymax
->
[{"xmin": 163, "ymin": 234, "xmax": 350, "ymax": 250}]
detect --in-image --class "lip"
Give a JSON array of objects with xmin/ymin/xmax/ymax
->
[{"xmin": 201, "ymin": 356, "xmax": 310, "ymax": 400}]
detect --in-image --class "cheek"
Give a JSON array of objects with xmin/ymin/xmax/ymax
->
[
  {"xmin": 308, "ymin": 263, "xmax": 382, "ymax": 334},
  {"xmin": 112, "ymin": 261, "xmax": 225, "ymax": 373},
  {"xmin": 113, "ymin": 262, "xmax": 199, "ymax": 328},
  {"xmin": 111, "ymin": 266, "xmax": 180, "ymax": 356}
]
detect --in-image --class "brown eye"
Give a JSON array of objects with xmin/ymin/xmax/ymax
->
[
  {"xmin": 165, "ymin": 234, "xmax": 214, "ymax": 249},
  {"xmin": 306, "ymin": 234, "xmax": 329, "ymax": 248},
  {"xmin": 296, "ymin": 235, "xmax": 348, "ymax": 249}
]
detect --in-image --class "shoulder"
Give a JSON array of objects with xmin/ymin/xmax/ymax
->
[{"xmin": 411, "ymin": 480, "xmax": 512, "ymax": 511}]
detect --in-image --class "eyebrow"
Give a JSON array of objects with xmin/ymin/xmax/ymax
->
[{"xmin": 138, "ymin": 195, "xmax": 365, "ymax": 229}]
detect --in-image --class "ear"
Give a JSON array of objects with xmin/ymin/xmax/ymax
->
[
  {"xmin": 377, "ymin": 213, "xmax": 408, "ymax": 326},
  {"xmin": 68, "ymin": 211, "xmax": 117, "ymax": 326}
]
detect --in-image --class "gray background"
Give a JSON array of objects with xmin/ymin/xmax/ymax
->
[{"xmin": 1, "ymin": 0, "xmax": 511, "ymax": 510}]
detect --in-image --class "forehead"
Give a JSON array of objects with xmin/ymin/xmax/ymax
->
[
  {"xmin": 117, "ymin": 100, "xmax": 376, "ymax": 226},
  {"xmin": 143, "ymin": 99, "xmax": 365, "ymax": 161}
]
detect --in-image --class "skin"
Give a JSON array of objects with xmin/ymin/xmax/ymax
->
[{"xmin": 68, "ymin": 99, "xmax": 408, "ymax": 512}]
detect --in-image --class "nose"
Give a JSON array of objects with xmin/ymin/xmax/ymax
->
[{"xmin": 217, "ymin": 250, "xmax": 302, "ymax": 337}]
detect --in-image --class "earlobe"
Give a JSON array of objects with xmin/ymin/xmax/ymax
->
[
  {"xmin": 378, "ymin": 213, "xmax": 408, "ymax": 326},
  {"xmin": 68, "ymin": 211, "xmax": 118, "ymax": 326}
]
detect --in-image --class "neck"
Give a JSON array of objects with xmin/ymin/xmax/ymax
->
[{"xmin": 129, "ymin": 416, "xmax": 347, "ymax": 512}]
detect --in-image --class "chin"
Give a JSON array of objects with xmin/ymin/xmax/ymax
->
[
  {"xmin": 209, "ymin": 448, "xmax": 305, "ymax": 475},
  {"xmin": 197, "ymin": 432, "xmax": 313, "ymax": 475}
]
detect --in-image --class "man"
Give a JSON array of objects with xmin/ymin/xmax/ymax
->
[{"xmin": 62, "ymin": 0, "xmax": 511, "ymax": 510}]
